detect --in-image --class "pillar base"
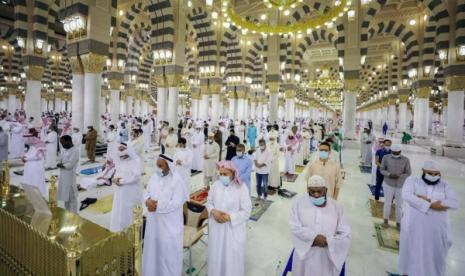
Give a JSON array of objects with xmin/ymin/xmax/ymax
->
[{"xmin": 442, "ymin": 144, "xmax": 465, "ymax": 158}]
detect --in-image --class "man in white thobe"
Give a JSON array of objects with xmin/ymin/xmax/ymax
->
[
  {"xmin": 110, "ymin": 143, "xmax": 143, "ymax": 232},
  {"xmin": 399, "ymin": 160, "xmax": 458, "ymax": 276},
  {"xmin": 142, "ymin": 155, "xmax": 186, "ymax": 276},
  {"xmin": 106, "ymin": 124, "xmax": 118, "ymax": 161},
  {"xmin": 164, "ymin": 127, "xmax": 178, "ymax": 157},
  {"xmin": 45, "ymin": 127, "xmax": 58, "ymax": 169},
  {"xmin": 8, "ymin": 122, "xmax": 25, "ymax": 159},
  {"xmin": 57, "ymin": 135, "xmax": 80, "ymax": 213},
  {"xmin": 173, "ymin": 137, "xmax": 193, "ymax": 198},
  {"xmin": 71, "ymin": 127, "xmax": 82, "ymax": 156},
  {"xmin": 204, "ymin": 132, "xmax": 220, "ymax": 187},
  {"xmin": 191, "ymin": 126, "xmax": 205, "ymax": 172},
  {"xmin": 289, "ymin": 175, "xmax": 351, "ymax": 276}
]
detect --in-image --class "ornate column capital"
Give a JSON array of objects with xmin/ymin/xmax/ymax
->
[
  {"xmin": 80, "ymin": 53, "xmax": 106, "ymax": 74},
  {"xmin": 25, "ymin": 65, "xmax": 44, "ymax": 81},
  {"xmin": 210, "ymin": 84, "xmax": 221, "ymax": 94},
  {"xmin": 108, "ymin": 79, "xmax": 123, "ymax": 90},
  {"xmin": 414, "ymin": 87, "xmax": 431, "ymax": 98},
  {"xmin": 236, "ymin": 89, "xmax": 247, "ymax": 99},
  {"xmin": 268, "ymin": 82, "xmax": 280, "ymax": 94},
  {"xmin": 388, "ymin": 94, "xmax": 397, "ymax": 105},
  {"xmin": 69, "ymin": 56, "xmax": 84, "ymax": 75},
  {"xmin": 445, "ymin": 75, "xmax": 465, "ymax": 92},
  {"xmin": 344, "ymin": 79, "xmax": 359, "ymax": 93},
  {"xmin": 285, "ymin": 90, "xmax": 295, "ymax": 99},
  {"xmin": 153, "ymin": 75, "xmax": 167, "ymax": 88},
  {"xmin": 166, "ymin": 73, "xmax": 183, "ymax": 87}
]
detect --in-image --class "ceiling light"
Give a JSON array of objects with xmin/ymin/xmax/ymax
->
[
  {"xmin": 212, "ymin": 12, "xmax": 218, "ymax": 19},
  {"xmin": 260, "ymin": 14, "xmax": 267, "ymax": 20},
  {"xmin": 283, "ymin": 10, "xmax": 290, "ymax": 16},
  {"xmin": 347, "ymin": 10, "xmax": 355, "ymax": 20},
  {"xmin": 119, "ymin": 10, "xmax": 124, "ymax": 16},
  {"xmin": 187, "ymin": 0, "xmax": 192, "ymax": 7},
  {"xmin": 409, "ymin": 19, "xmax": 416, "ymax": 26}
]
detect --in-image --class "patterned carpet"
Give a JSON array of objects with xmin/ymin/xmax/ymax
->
[
  {"xmin": 369, "ymin": 199, "xmax": 396, "ymax": 221},
  {"xmin": 250, "ymin": 197, "xmax": 273, "ymax": 221},
  {"xmin": 374, "ymin": 223, "xmax": 400, "ymax": 253},
  {"xmin": 85, "ymin": 195, "xmax": 113, "ymax": 214},
  {"xmin": 280, "ymin": 173, "xmax": 298, "ymax": 183}
]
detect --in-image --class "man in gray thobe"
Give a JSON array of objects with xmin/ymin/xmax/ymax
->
[{"xmin": 57, "ymin": 135, "xmax": 80, "ymax": 213}]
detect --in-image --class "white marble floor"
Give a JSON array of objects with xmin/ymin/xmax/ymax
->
[{"xmin": 8, "ymin": 140, "xmax": 465, "ymax": 276}]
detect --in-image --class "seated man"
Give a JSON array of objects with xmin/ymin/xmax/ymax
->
[
  {"xmin": 79, "ymin": 159, "xmax": 116, "ymax": 191},
  {"xmin": 289, "ymin": 175, "xmax": 351, "ymax": 276}
]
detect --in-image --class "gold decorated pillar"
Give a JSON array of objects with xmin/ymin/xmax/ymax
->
[
  {"xmin": 236, "ymin": 88, "xmax": 248, "ymax": 121},
  {"xmin": 343, "ymin": 78, "xmax": 359, "ymax": 139},
  {"xmin": 210, "ymin": 83, "xmax": 222, "ymax": 125},
  {"xmin": 397, "ymin": 88, "xmax": 410, "ymax": 131},
  {"xmin": 227, "ymin": 90, "xmax": 237, "ymax": 120},
  {"xmin": 413, "ymin": 87, "xmax": 431, "ymax": 138},
  {"xmin": 284, "ymin": 89, "xmax": 296, "ymax": 122},
  {"xmin": 108, "ymin": 77, "xmax": 123, "ymax": 123},
  {"xmin": 70, "ymin": 56, "xmax": 85, "ymax": 130},
  {"xmin": 166, "ymin": 73, "xmax": 183, "ymax": 127},
  {"xmin": 153, "ymin": 75, "xmax": 168, "ymax": 124},
  {"xmin": 81, "ymin": 53, "xmax": 106, "ymax": 132},
  {"xmin": 268, "ymin": 81, "xmax": 280, "ymax": 123},
  {"xmin": 444, "ymin": 75, "xmax": 465, "ymax": 144},
  {"xmin": 24, "ymin": 65, "xmax": 44, "ymax": 127}
]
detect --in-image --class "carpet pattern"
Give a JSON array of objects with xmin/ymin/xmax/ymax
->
[
  {"xmin": 250, "ymin": 197, "xmax": 273, "ymax": 221},
  {"xmin": 359, "ymin": 165, "xmax": 372, "ymax": 173},
  {"xmin": 295, "ymin": 165, "xmax": 305, "ymax": 174},
  {"xmin": 85, "ymin": 195, "xmax": 113, "ymax": 214},
  {"xmin": 374, "ymin": 223, "xmax": 399, "ymax": 253},
  {"xmin": 369, "ymin": 199, "xmax": 396, "ymax": 221}
]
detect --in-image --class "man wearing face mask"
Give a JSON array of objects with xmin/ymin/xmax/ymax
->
[
  {"xmin": 374, "ymin": 139, "xmax": 392, "ymax": 201},
  {"xmin": 254, "ymin": 139, "xmax": 272, "ymax": 199},
  {"xmin": 360, "ymin": 127, "xmax": 374, "ymax": 166},
  {"xmin": 204, "ymin": 132, "xmax": 220, "ymax": 187},
  {"xmin": 142, "ymin": 155, "xmax": 186, "ymax": 276},
  {"xmin": 206, "ymin": 161, "xmax": 251, "ymax": 276},
  {"xmin": 289, "ymin": 175, "xmax": 351, "ymax": 276},
  {"xmin": 398, "ymin": 160, "xmax": 458, "ymax": 276},
  {"xmin": 109, "ymin": 143, "xmax": 142, "ymax": 232},
  {"xmin": 173, "ymin": 137, "xmax": 193, "ymax": 198},
  {"xmin": 268, "ymin": 136, "xmax": 281, "ymax": 189},
  {"xmin": 57, "ymin": 135, "xmax": 80, "ymax": 213},
  {"xmin": 283, "ymin": 133, "xmax": 299, "ymax": 175},
  {"xmin": 191, "ymin": 125, "xmax": 205, "ymax": 172},
  {"xmin": 225, "ymin": 129, "xmax": 240, "ymax": 160},
  {"xmin": 305, "ymin": 142, "xmax": 343, "ymax": 199},
  {"xmin": 231, "ymin": 144, "xmax": 253, "ymax": 193},
  {"xmin": 379, "ymin": 144, "xmax": 411, "ymax": 229}
]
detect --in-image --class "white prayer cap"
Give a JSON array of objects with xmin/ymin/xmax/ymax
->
[
  {"xmin": 307, "ymin": 175, "xmax": 328, "ymax": 188},
  {"xmin": 422, "ymin": 160, "xmax": 440, "ymax": 172},
  {"xmin": 391, "ymin": 144, "xmax": 402, "ymax": 152}
]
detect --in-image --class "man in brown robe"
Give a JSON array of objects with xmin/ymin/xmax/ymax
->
[{"xmin": 85, "ymin": 126, "xmax": 97, "ymax": 163}]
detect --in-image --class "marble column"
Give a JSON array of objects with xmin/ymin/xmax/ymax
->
[
  {"xmin": 191, "ymin": 97, "xmax": 199, "ymax": 120},
  {"xmin": 446, "ymin": 90, "xmax": 464, "ymax": 144},
  {"xmin": 8, "ymin": 93, "xmax": 16, "ymax": 113},
  {"xmin": 157, "ymin": 87, "xmax": 168, "ymax": 124},
  {"xmin": 99, "ymin": 96, "xmax": 106, "ymax": 115},
  {"xmin": 126, "ymin": 96, "xmax": 133, "ymax": 115},
  {"xmin": 211, "ymin": 93, "xmax": 220, "ymax": 125},
  {"xmin": 414, "ymin": 88, "xmax": 430, "ymax": 138},
  {"xmin": 198, "ymin": 94, "xmax": 208, "ymax": 121},
  {"xmin": 237, "ymin": 98, "xmax": 246, "ymax": 121},
  {"xmin": 342, "ymin": 91, "xmax": 356, "ymax": 139},
  {"xmin": 398, "ymin": 102, "xmax": 408, "ymax": 132},
  {"xmin": 134, "ymin": 96, "xmax": 141, "ymax": 117},
  {"xmin": 388, "ymin": 100, "xmax": 397, "ymax": 132},
  {"xmin": 249, "ymin": 100, "xmax": 256, "ymax": 119},
  {"xmin": 167, "ymin": 87, "xmax": 179, "ymax": 127},
  {"xmin": 285, "ymin": 97, "xmax": 295, "ymax": 122},
  {"xmin": 141, "ymin": 99, "xmax": 148, "ymax": 116},
  {"xmin": 109, "ymin": 88, "xmax": 120, "ymax": 124},
  {"xmin": 55, "ymin": 96, "xmax": 63, "ymax": 112},
  {"xmin": 83, "ymin": 72, "xmax": 102, "ymax": 131},
  {"xmin": 25, "ymin": 78, "xmax": 42, "ymax": 126},
  {"xmin": 228, "ymin": 97, "xmax": 236, "ymax": 120},
  {"xmin": 269, "ymin": 90, "xmax": 279, "ymax": 123},
  {"xmin": 71, "ymin": 57, "xmax": 85, "ymax": 130}
]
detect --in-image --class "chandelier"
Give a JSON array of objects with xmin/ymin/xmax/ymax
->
[
  {"xmin": 223, "ymin": 0, "xmax": 350, "ymax": 35},
  {"xmin": 310, "ymin": 66, "xmax": 343, "ymax": 90}
]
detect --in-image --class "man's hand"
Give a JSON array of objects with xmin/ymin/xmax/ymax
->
[
  {"xmin": 114, "ymin": 177, "xmax": 121, "ymax": 186},
  {"xmin": 146, "ymin": 199, "xmax": 158, "ymax": 212},
  {"xmin": 312, "ymin": 234, "xmax": 328, "ymax": 247},
  {"xmin": 204, "ymin": 155, "xmax": 209, "ymax": 159},
  {"xmin": 430, "ymin": 201, "xmax": 448, "ymax": 211},
  {"xmin": 212, "ymin": 209, "xmax": 228, "ymax": 223},
  {"xmin": 389, "ymin": 174, "xmax": 399, "ymax": 179},
  {"xmin": 416, "ymin": 194, "xmax": 431, "ymax": 202}
]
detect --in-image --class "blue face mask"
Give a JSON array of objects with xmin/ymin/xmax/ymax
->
[
  {"xmin": 219, "ymin": 176, "xmax": 231, "ymax": 186},
  {"xmin": 319, "ymin": 151, "xmax": 329, "ymax": 160},
  {"xmin": 309, "ymin": 196, "xmax": 326, "ymax": 206},
  {"xmin": 155, "ymin": 167, "xmax": 164, "ymax": 177}
]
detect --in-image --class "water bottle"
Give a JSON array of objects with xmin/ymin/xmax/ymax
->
[{"xmin": 275, "ymin": 260, "xmax": 283, "ymax": 276}]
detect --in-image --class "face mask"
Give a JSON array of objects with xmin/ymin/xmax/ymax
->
[
  {"xmin": 384, "ymin": 146, "xmax": 391, "ymax": 151},
  {"xmin": 155, "ymin": 167, "xmax": 164, "ymax": 177},
  {"xmin": 219, "ymin": 176, "xmax": 231, "ymax": 186},
  {"xmin": 209, "ymin": 139, "xmax": 214, "ymax": 144},
  {"xmin": 260, "ymin": 145, "xmax": 266, "ymax": 150},
  {"xmin": 119, "ymin": 150, "xmax": 127, "ymax": 157},
  {"xmin": 319, "ymin": 151, "xmax": 329, "ymax": 160},
  {"xmin": 422, "ymin": 173, "xmax": 440, "ymax": 185},
  {"xmin": 236, "ymin": 151, "xmax": 243, "ymax": 157},
  {"xmin": 309, "ymin": 195, "xmax": 326, "ymax": 206}
]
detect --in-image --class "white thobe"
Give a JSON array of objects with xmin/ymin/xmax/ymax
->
[
  {"xmin": 9, "ymin": 124, "xmax": 24, "ymax": 158},
  {"xmin": 360, "ymin": 133, "xmax": 374, "ymax": 165},
  {"xmin": 191, "ymin": 131, "xmax": 205, "ymax": 171},
  {"xmin": 45, "ymin": 131, "xmax": 58, "ymax": 168},
  {"xmin": 206, "ymin": 181, "xmax": 252, "ymax": 276},
  {"xmin": 268, "ymin": 142, "xmax": 281, "ymax": 188},
  {"xmin": 203, "ymin": 141, "xmax": 220, "ymax": 178},
  {"xmin": 22, "ymin": 146, "xmax": 46, "ymax": 197},
  {"xmin": 109, "ymin": 156, "xmax": 142, "ymax": 232},
  {"xmin": 142, "ymin": 171, "xmax": 186, "ymax": 276},
  {"xmin": 164, "ymin": 133, "xmax": 178, "ymax": 157},
  {"xmin": 142, "ymin": 124, "xmax": 152, "ymax": 152},
  {"xmin": 289, "ymin": 196, "xmax": 351, "ymax": 276},
  {"xmin": 71, "ymin": 131, "xmax": 82, "ymax": 155},
  {"xmin": 284, "ymin": 141, "xmax": 299, "ymax": 174},
  {"xmin": 106, "ymin": 130, "xmax": 118, "ymax": 161},
  {"xmin": 130, "ymin": 136, "xmax": 145, "ymax": 161},
  {"xmin": 173, "ymin": 147, "xmax": 193, "ymax": 198},
  {"xmin": 399, "ymin": 176, "xmax": 459, "ymax": 276}
]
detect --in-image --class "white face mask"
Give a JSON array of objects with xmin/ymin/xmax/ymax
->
[
  {"xmin": 424, "ymin": 173, "xmax": 440, "ymax": 183},
  {"xmin": 119, "ymin": 150, "xmax": 127, "ymax": 158}
]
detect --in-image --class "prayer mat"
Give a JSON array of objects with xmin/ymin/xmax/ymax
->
[
  {"xmin": 190, "ymin": 188, "xmax": 209, "ymax": 205},
  {"xmin": 282, "ymin": 249, "xmax": 346, "ymax": 276},
  {"xmin": 369, "ymin": 199, "xmax": 396, "ymax": 221},
  {"xmin": 295, "ymin": 165, "xmax": 305, "ymax": 174},
  {"xmin": 278, "ymin": 188, "xmax": 297, "ymax": 198},
  {"xmin": 191, "ymin": 171, "xmax": 201, "ymax": 177},
  {"xmin": 249, "ymin": 197, "xmax": 273, "ymax": 221},
  {"xmin": 14, "ymin": 170, "xmax": 24, "ymax": 176},
  {"xmin": 359, "ymin": 165, "xmax": 372, "ymax": 173},
  {"xmin": 367, "ymin": 184, "xmax": 384, "ymax": 197},
  {"xmin": 85, "ymin": 195, "xmax": 113, "ymax": 214},
  {"xmin": 80, "ymin": 166, "xmax": 103, "ymax": 175},
  {"xmin": 374, "ymin": 223, "xmax": 399, "ymax": 253},
  {"xmin": 281, "ymin": 173, "xmax": 298, "ymax": 182}
]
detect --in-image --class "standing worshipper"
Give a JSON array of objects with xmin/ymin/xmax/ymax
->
[
  {"xmin": 158, "ymin": 121, "xmax": 168, "ymax": 154},
  {"xmin": 225, "ymin": 129, "xmax": 240, "ymax": 160},
  {"xmin": 118, "ymin": 122, "xmax": 129, "ymax": 143},
  {"xmin": 57, "ymin": 135, "xmax": 80, "ymax": 213},
  {"xmin": 191, "ymin": 125, "xmax": 205, "ymax": 172},
  {"xmin": 268, "ymin": 136, "xmax": 281, "ymax": 189},
  {"xmin": 213, "ymin": 126, "xmax": 223, "ymax": 161},
  {"xmin": 142, "ymin": 120, "xmax": 152, "ymax": 153},
  {"xmin": 110, "ymin": 143, "xmax": 143, "ymax": 232},
  {"xmin": 22, "ymin": 129, "xmax": 47, "ymax": 197},
  {"xmin": 204, "ymin": 132, "xmax": 220, "ymax": 187},
  {"xmin": 231, "ymin": 144, "xmax": 253, "ymax": 193},
  {"xmin": 247, "ymin": 122, "xmax": 257, "ymax": 149},
  {"xmin": 360, "ymin": 127, "xmax": 374, "ymax": 166},
  {"xmin": 206, "ymin": 161, "xmax": 252, "ymax": 276},
  {"xmin": 379, "ymin": 144, "xmax": 411, "ymax": 229},
  {"xmin": 71, "ymin": 127, "xmax": 82, "ymax": 157},
  {"xmin": 289, "ymin": 175, "xmax": 351, "ymax": 276},
  {"xmin": 173, "ymin": 137, "xmax": 193, "ymax": 198},
  {"xmin": 85, "ymin": 126, "xmax": 98, "ymax": 163},
  {"xmin": 0, "ymin": 127, "xmax": 8, "ymax": 167},
  {"xmin": 374, "ymin": 139, "xmax": 391, "ymax": 200},
  {"xmin": 142, "ymin": 155, "xmax": 186, "ymax": 276},
  {"xmin": 399, "ymin": 160, "xmax": 458, "ymax": 276},
  {"xmin": 164, "ymin": 127, "xmax": 178, "ymax": 157},
  {"xmin": 382, "ymin": 122, "xmax": 388, "ymax": 137},
  {"xmin": 106, "ymin": 124, "xmax": 118, "ymax": 161},
  {"xmin": 254, "ymin": 139, "xmax": 272, "ymax": 199},
  {"xmin": 130, "ymin": 128, "xmax": 145, "ymax": 160},
  {"xmin": 305, "ymin": 142, "xmax": 343, "ymax": 199},
  {"xmin": 8, "ymin": 122, "xmax": 25, "ymax": 159},
  {"xmin": 44, "ymin": 126, "xmax": 58, "ymax": 169},
  {"xmin": 283, "ymin": 132, "xmax": 299, "ymax": 175}
]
